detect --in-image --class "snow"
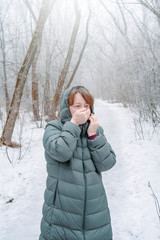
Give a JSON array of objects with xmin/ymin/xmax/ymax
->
[{"xmin": 0, "ymin": 100, "xmax": 160, "ymax": 240}]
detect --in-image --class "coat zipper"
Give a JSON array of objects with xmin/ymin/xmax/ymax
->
[{"xmin": 82, "ymin": 138, "xmax": 86, "ymax": 240}]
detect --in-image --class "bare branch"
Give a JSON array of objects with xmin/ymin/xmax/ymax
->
[
  {"xmin": 137, "ymin": 0, "xmax": 160, "ymax": 19},
  {"xmin": 65, "ymin": 0, "xmax": 91, "ymax": 89},
  {"xmin": 24, "ymin": 0, "xmax": 37, "ymax": 23}
]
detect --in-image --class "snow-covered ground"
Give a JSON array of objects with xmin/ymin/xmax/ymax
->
[{"xmin": 0, "ymin": 100, "xmax": 160, "ymax": 240}]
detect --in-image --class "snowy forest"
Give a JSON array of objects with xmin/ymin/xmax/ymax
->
[{"xmin": 0, "ymin": 0, "xmax": 160, "ymax": 239}]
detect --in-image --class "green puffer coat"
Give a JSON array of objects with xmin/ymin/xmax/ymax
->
[{"xmin": 39, "ymin": 86, "xmax": 116, "ymax": 240}]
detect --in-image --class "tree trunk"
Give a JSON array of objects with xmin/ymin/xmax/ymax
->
[
  {"xmin": 43, "ymin": 36, "xmax": 52, "ymax": 117},
  {"xmin": 0, "ymin": 24, "xmax": 10, "ymax": 114},
  {"xmin": 32, "ymin": 34, "xmax": 42, "ymax": 121},
  {"xmin": 0, "ymin": 0, "xmax": 56, "ymax": 147},
  {"xmin": 44, "ymin": 77, "xmax": 51, "ymax": 117},
  {"xmin": 24, "ymin": 0, "xmax": 41, "ymax": 121},
  {"xmin": 48, "ymin": 0, "xmax": 81, "ymax": 121},
  {"xmin": 65, "ymin": 1, "xmax": 91, "ymax": 89}
]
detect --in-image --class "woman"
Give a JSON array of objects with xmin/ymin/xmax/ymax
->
[{"xmin": 39, "ymin": 86, "xmax": 116, "ymax": 240}]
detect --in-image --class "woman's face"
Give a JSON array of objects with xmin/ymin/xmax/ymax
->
[{"xmin": 69, "ymin": 92, "xmax": 91, "ymax": 116}]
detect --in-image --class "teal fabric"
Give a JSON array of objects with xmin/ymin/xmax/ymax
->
[{"xmin": 39, "ymin": 86, "xmax": 116, "ymax": 240}]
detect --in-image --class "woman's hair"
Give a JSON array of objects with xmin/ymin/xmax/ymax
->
[{"xmin": 68, "ymin": 87, "xmax": 94, "ymax": 107}]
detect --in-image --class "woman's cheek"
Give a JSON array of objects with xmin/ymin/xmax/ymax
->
[{"xmin": 69, "ymin": 106, "xmax": 76, "ymax": 116}]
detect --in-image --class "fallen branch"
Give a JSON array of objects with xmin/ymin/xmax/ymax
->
[{"xmin": 148, "ymin": 181, "xmax": 160, "ymax": 223}]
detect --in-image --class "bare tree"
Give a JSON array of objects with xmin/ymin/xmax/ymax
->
[
  {"xmin": 49, "ymin": 0, "xmax": 81, "ymax": 121},
  {"xmin": 32, "ymin": 43, "xmax": 41, "ymax": 121},
  {"xmin": 65, "ymin": 0, "xmax": 91, "ymax": 89},
  {"xmin": 43, "ymin": 33, "xmax": 55, "ymax": 117},
  {"xmin": 137, "ymin": 0, "xmax": 160, "ymax": 20},
  {"xmin": 100, "ymin": 0, "xmax": 132, "ymax": 47},
  {"xmin": 0, "ymin": 0, "xmax": 56, "ymax": 147},
  {"xmin": 0, "ymin": 23, "xmax": 10, "ymax": 114},
  {"xmin": 24, "ymin": 0, "xmax": 41, "ymax": 121}
]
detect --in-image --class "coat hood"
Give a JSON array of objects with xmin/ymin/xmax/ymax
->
[{"xmin": 60, "ymin": 85, "xmax": 94, "ymax": 136}]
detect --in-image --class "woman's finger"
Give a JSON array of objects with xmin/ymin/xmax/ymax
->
[
  {"xmin": 91, "ymin": 114, "xmax": 97, "ymax": 119},
  {"xmin": 92, "ymin": 115, "xmax": 98, "ymax": 122},
  {"xmin": 89, "ymin": 116, "xmax": 94, "ymax": 121}
]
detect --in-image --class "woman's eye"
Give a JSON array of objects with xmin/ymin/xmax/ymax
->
[
  {"xmin": 75, "ymin": 104, "xmax": 81, "ymax": 108},
  {"xmin": 84, "ymin": 104, "xmax": 89, "ymax": 108}
]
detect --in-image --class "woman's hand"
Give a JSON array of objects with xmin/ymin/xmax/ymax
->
[
  {"xmin": 87, "ymin": 114, "xmax": 99, "ymax": 136},
  {"xmin": 70, "ymin": 108, "xmax": 90, "ymax": 125}
]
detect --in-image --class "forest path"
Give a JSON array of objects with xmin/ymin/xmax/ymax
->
[{"xmin": 94, "ymin": 99, "xmax": 160, "ymax": 240}]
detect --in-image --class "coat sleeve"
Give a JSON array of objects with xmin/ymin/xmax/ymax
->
[
  {"xmin": 87, "ymin": 126, "xmax": 116, "ymax": 172},
  {"xmin": 43, "ymin": 120, "xmax": 81, "ymax": 162}
]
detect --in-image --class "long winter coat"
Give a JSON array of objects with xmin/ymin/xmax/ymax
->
[{"xmin": 39, "ymin": 86, "xmax": 116, "ymax": 240}]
